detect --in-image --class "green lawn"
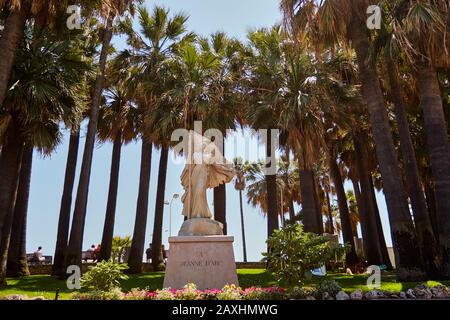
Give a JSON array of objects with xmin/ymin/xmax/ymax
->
[{"xmin": 1, "ymin": 269, "xmax": 449, "ymax": 300}]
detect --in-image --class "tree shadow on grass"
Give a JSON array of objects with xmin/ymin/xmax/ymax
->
[
  {"xmin": 1, "ymin": 275, "xmax": 76, "ymax": 298},
  {"xmin": 120, "ymin": 272, "xmax": 165, "ymax": 292},
  {"xmin": 237, "ymin": 270, "xmax": 277, "ymax": 288}
]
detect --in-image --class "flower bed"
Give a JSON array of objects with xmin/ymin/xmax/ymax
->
[{"xmin": 71, "ymin": 281, "xmax": 450, "ymax": 301}]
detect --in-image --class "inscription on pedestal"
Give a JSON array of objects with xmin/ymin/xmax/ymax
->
[
  {"xmin": 181, "ymin": 260, "xmax": 221, "ymax": 267},
  {"xmin": 163, "ymin": 236, "xmax": 239, "ymax": 290}
]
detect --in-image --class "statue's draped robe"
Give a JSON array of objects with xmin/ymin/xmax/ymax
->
[{"xmin": 181, "ymin": 134, "xmax": 234, "ymax": 219}]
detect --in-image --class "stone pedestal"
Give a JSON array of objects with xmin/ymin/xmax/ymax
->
[{"xmin": 163, "ymin": 236, "xmax": 239, "ymax": 290}]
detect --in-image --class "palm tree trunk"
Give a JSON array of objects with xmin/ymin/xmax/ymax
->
[
  {"xmin": 350, "ymin": 177, "xmax": 362, "ymax": 237},
  {"xmin": 417, "ymin": 62, "xmax": 450, "ymax": 269},
  {"xmin": 238, "ymin": 190, "xmax": 248, "ymax": 262},
  {"xmin": 0, "ymin": 2, "xmax": 31, "ymax": 108},
  {"xmin": 424, "ymin": 180, "xmax": 439, "ymax": 241},
  {"xmin": 128, "ymin": 141, "xmax": 153, "ymax": 274},
  {"xmin": 6, "ymin": 144, "xmax": 33, "ymax": 277},
  {"xmin": 313, "ymin": 175, "xmax": 324, "ymax": 234},
  {"xmin": 213, "ymin": 184, "xmax": 227, "ymax": 234},
  {"xmin": 289, "ymin": 200, "xmax": 296, "ymax": 222},
  {"xmin": 329, "ymin": 154, "xmax": 358, "ymax": 265},
  {"xmin": 353, "ymin": 137, "xmax": 384, "ymax": 265},
  {"xmin": 0, "ymin": 118, "xmax": 24, "ymax": 261},
  {"xmin": 151, "ymin": 146, "xmax": 169, "ymax": 271},
  {"xmin": 325, "ymin": 192, "xmax": 334, "ymax": 234},
  {"xmin": 368, "ymin": 174, "xmax": 393, "ymax": 270},
  {"xmin": 64, "ymin": 16, "xmax": 114, "ymax": 270},
  {"xmin": 299, "ymin": 169, "xmax": 320, "ymax": 233},
  {"xmin": 214, "ymin": 136, "xmax": 227, "ymax": 234},
  {"xmin": 387, "ymin": 58, "xmax": 441, "ymax": 276},
  {"xmin": 98, "ymin": 131, "xmax": 123, "ymax": 262},
  {"xmin": 266, "ymin": 131, "xmax": 278, "ymax": 239},
  {"xmin": 0, "ymin": 122, "xmax": 24, "ymax": 286},
  {"xmin": 350, "ymin": 24, "xmax": 422, "ymax": 272},
  {"xmin": 52, "ymin": 131, "xmax": 79, "ymax": 277}
]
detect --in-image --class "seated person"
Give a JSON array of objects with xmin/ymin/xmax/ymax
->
[
  {"xmin": 85, "ymin": 245, "xmax": 95, "ymax": 262},
  {"xmin": 33, "ymin": 246, "xmax": 45, "ymax": 264},
  {"xmin": 93, "ymin": 244, "xmax": 101, "ymax": 262}
]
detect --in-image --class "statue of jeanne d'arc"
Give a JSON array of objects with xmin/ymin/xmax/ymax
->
[{"xmin": 178, "ymin": 130, "xmax": 235, "ymax": 236}]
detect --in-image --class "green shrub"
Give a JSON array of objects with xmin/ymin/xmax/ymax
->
[
  {"xmin": 318, "ymin": 280, "xmax": 341, "ymax": 297},
  {"xmin": 81, "ymin": 260, "xmax": 129, "ymax": 292},
  {"xmin": 286, "ymin": 286, "xmax": 318, "ymax": 299},
  {"xmin": 263, "ymin": 223, "xmax": 333, "ymax": 287}
]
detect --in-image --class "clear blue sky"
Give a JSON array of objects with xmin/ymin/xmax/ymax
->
[{"xmin": 26, "ymin": 0, "xmax": 392, "ymax": 262}]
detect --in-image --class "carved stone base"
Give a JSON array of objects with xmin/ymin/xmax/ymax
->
[
  {"xmin": 163, "ymin": 236, "xmax": 239, "ymax": 290},
  {"xmin": 178, "ymin": 218, "xmax": 223, "ymax": 236}
]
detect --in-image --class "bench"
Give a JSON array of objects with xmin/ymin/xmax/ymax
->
[
  {"xmin": 26, "ymin": 254, "xmax": 52, "ymax": 265},
  {"xmin": 82, "ymin": 251, "xmax": 97, "ymax": 263}
]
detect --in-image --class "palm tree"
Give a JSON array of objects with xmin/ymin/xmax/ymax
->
[
  {"xmin": 111, "ymin": 236, "xmax": 132, "ymax": 263},
  {"xmin": 370, "ymin": 2, "xmax": 443, "ymax": 276},
  {"xmin": 0, "ymin": 0, "xmax": 91, "ymax": 111},
  {"xmin": 0, "ymin": 27, "xmax": 88, "ymax": 285},
  {"xmin": 64, "ymin": 0, "xmax": 140, "ymax": 271},
  {"xmin": 328, "ymin": 147, "xmax": 358, "ymax": 265},
  {"xmin": 281, "ymin": 0, "xmax": 423, "ymax": 274},
  {"xmin": 6, "ymin": 144, "xmax": 32, "ymax": 277},
  {"xmin": 244, "ymin": 159, "xmax": 298, "ymax": 226},
  {"xmin": 199, "ymin": 33, "xmax": 243, "ymax": 234},
  {"xmin": 122, "ymin": 5, "xmax": 193, "ymax": 273},
  {"xmin": 52, "ymin": 21, "xmax": 99, "ymax": 277},
  {"xmin": 233, "ymin": 158, "xmax": 248, "ymax": 262},
  {"xmin": 97, "ymin": 69, "xmax": 138, "ymax": 262},
  {"xmin": 52, "ymin": 130, "xmax": 80, "ymax": 277},
  {"xmin": 393, "ymin": 0, "xmax": 450, "ymax": 270},
  {"xmin": 0, "ymin": 116, "xmax": 24, "ymax": 270}
]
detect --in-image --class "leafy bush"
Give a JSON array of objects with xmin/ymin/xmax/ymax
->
[
  {"xmin": 286, "ymin": 286, "xmax": 318, "ymax": 299},
  {"xmin": 81, "ymin": 260, "xmax": 129, "ymax": 292},
  {"xmin": 241, "ymin": 286, "xmax": 285, "ymax": 300},
  {"xmin": 263, "ymin": 223, "xmax": 333, "ymax": 287},
  {"xmin": 318, "ymin": 280, "xmax": 341, "ymax": 297},
  {"xmin": 396, "ymin": 267, "xmax": 427, "ymax": 282}
]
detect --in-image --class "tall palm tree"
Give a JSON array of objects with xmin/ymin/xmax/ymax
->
[
  {"xmin": 233, "ymin": 158, "xmax": 249, "ymax": 262},
  {"xmin": 0, "ymin": 27, "xmax": 88, "ymax": 285},
  {"xmin": 64, "ymin": 0, "xmax": 141, "ymax": 270},
  {"xmin": 370, "ymin": 2, "xmax": 443, "ymax": 276},
  {"xmin": 199, "ymin": 33, "xmax": 243, "ymax": 234},
  {"xmin": 52, "ymin": 130, "xmax": 80, "ymax": 276},
  {"xmin": 52, "ymin": 20, "xmax": 99, "ymax": 277},
  {"xmin": 6, "ymin": 143, "xmax": 32, "ymax": 277},
  {"xmin": 122, "ymin": 5, "xmax": 193, "ymax": 273},
  {"xmin": 97, "ymin": 70, "xmax": 138, "ymax": 262},
  {"xmin": 0, "ymin": 0, "xmax": 92, "ymax": 111},
  {"xmin": 393, "ymin": 0, "xmax": 450, "ymax": 270},
  {"xmin": 328, "ymin": 147, "xmax": 358, "ymax": 265},
  {"xmin": 281, "ymin": 0, "xmax": 423, "ymax": 274}
]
